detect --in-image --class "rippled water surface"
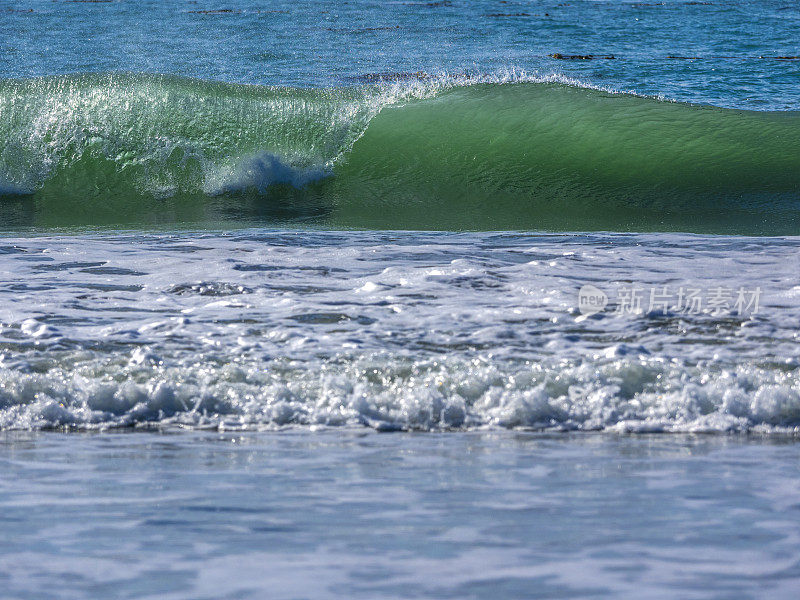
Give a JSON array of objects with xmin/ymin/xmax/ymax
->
[
  {"xmin": 2, "ymin": 0, "xmax": 800, "ymax": 109},
  {"xmin": 2, "ymin": 431, "xmax": 800, "ymax": 599}
]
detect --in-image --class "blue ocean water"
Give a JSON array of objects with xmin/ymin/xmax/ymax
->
[
  {"xmin": 1, "ymin": 0, "xmax": 799, "ymax": 597},
  {"xmin": 2, "ymin": 431, "xmax": 800, "ymax": 599},
  {"xmin": 2, "ymin": 0, "xmax": 799, "ymax": 109}
]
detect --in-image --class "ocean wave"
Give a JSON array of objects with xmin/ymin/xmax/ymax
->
[{"xmin": 0, "ymin": 72, "xmax": 799, "ymax": 232}]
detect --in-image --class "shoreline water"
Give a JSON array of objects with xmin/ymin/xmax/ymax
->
[
  {"xmin": 2, "ymin": 429, "xmax": 799, "ymax": 598},
  {"xmin": 0, "ymin": 229, "xmax": 796, "ymax": 434}
]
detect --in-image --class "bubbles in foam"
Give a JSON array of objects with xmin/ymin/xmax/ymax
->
[
  {"xmin": 0, "ymin": 224, "xmax": 796, "ymax": 434},
  {"xmin": 0, "ymin": 353, "xmax": 798, "ymax": 433}
]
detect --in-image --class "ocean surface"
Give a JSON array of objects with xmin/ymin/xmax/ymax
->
[
  {"xmin": 1, "ymin": 0, "xmax": 799, "ymax": 597},
  {"xmin": 2, "ymin": 431, "xmax": 800, "ymax": 599}
]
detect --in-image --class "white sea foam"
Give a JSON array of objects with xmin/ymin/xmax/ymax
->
[
  {"xmin": 0, "ymin": 353, "xmax": 798, "ymax": 433},
  {"xmin": 204, "ymin": 152, "xmax": 332, "ymax": 195},
  {"xmin": 0, "ymin": 230, "xmax": 797, "ymax": 433}
]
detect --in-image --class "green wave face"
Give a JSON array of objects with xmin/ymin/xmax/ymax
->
[
  {"xmin": 1, "ymin": 74, "xmax": 799, "ymax": 233},
  {"xmin": 0, "ymin": 74, "xmax": 384, "ymax": 228}
]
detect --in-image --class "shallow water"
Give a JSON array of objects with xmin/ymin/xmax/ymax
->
[{"xmin": 2, "ymin": 431, "xmax": 799, "ymax": 599}]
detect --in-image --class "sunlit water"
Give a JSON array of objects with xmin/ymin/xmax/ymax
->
[{"xmin": 2, "ymin": 0, "xmax": 800, "ymax": 597}]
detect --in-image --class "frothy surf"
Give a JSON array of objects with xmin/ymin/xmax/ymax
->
[
  {"xmin": 0, "ymin": 230, "xmax": 797, "ymax": 434},
  {"xmin": 2, "ymin": 352, "xmax": 799, "ymax": 434}
]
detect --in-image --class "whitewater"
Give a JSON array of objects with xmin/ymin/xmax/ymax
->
[{"xmin": 0, "ymin": 230, "xmax": 797, "ymax": 433}]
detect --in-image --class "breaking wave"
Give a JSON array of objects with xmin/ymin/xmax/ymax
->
[
  {"xmin": 1, "ymin": 353, "xmax": 799, "ymax": 433},
  {"xmin": 1, "ymin": 72, "xmax": 799, "ymax": 232}
]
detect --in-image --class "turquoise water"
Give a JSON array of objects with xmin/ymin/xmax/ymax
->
[{"xmin": 1, "ymin": 1, "xmax": 800, "ymax": 598}]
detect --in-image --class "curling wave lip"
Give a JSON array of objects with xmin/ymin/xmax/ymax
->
[{"xmin": 0, "ymin": 72, "xmax": 799, "ymax": 233}]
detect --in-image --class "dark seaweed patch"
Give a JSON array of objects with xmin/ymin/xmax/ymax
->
[
  {"xmin": 550, "ymin": 53, "xmax": 615, "ymax": 60},
  {"xmin": 187, "ymin": 8, "xmax": 241, "ymax": 14},
  {"xmin": 486, "ymin": 13, "xmax": 540, "ymax": 17},
  {"xmin": 402, "ymin": 1, "xmax": 453, "ymax": 6}
]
